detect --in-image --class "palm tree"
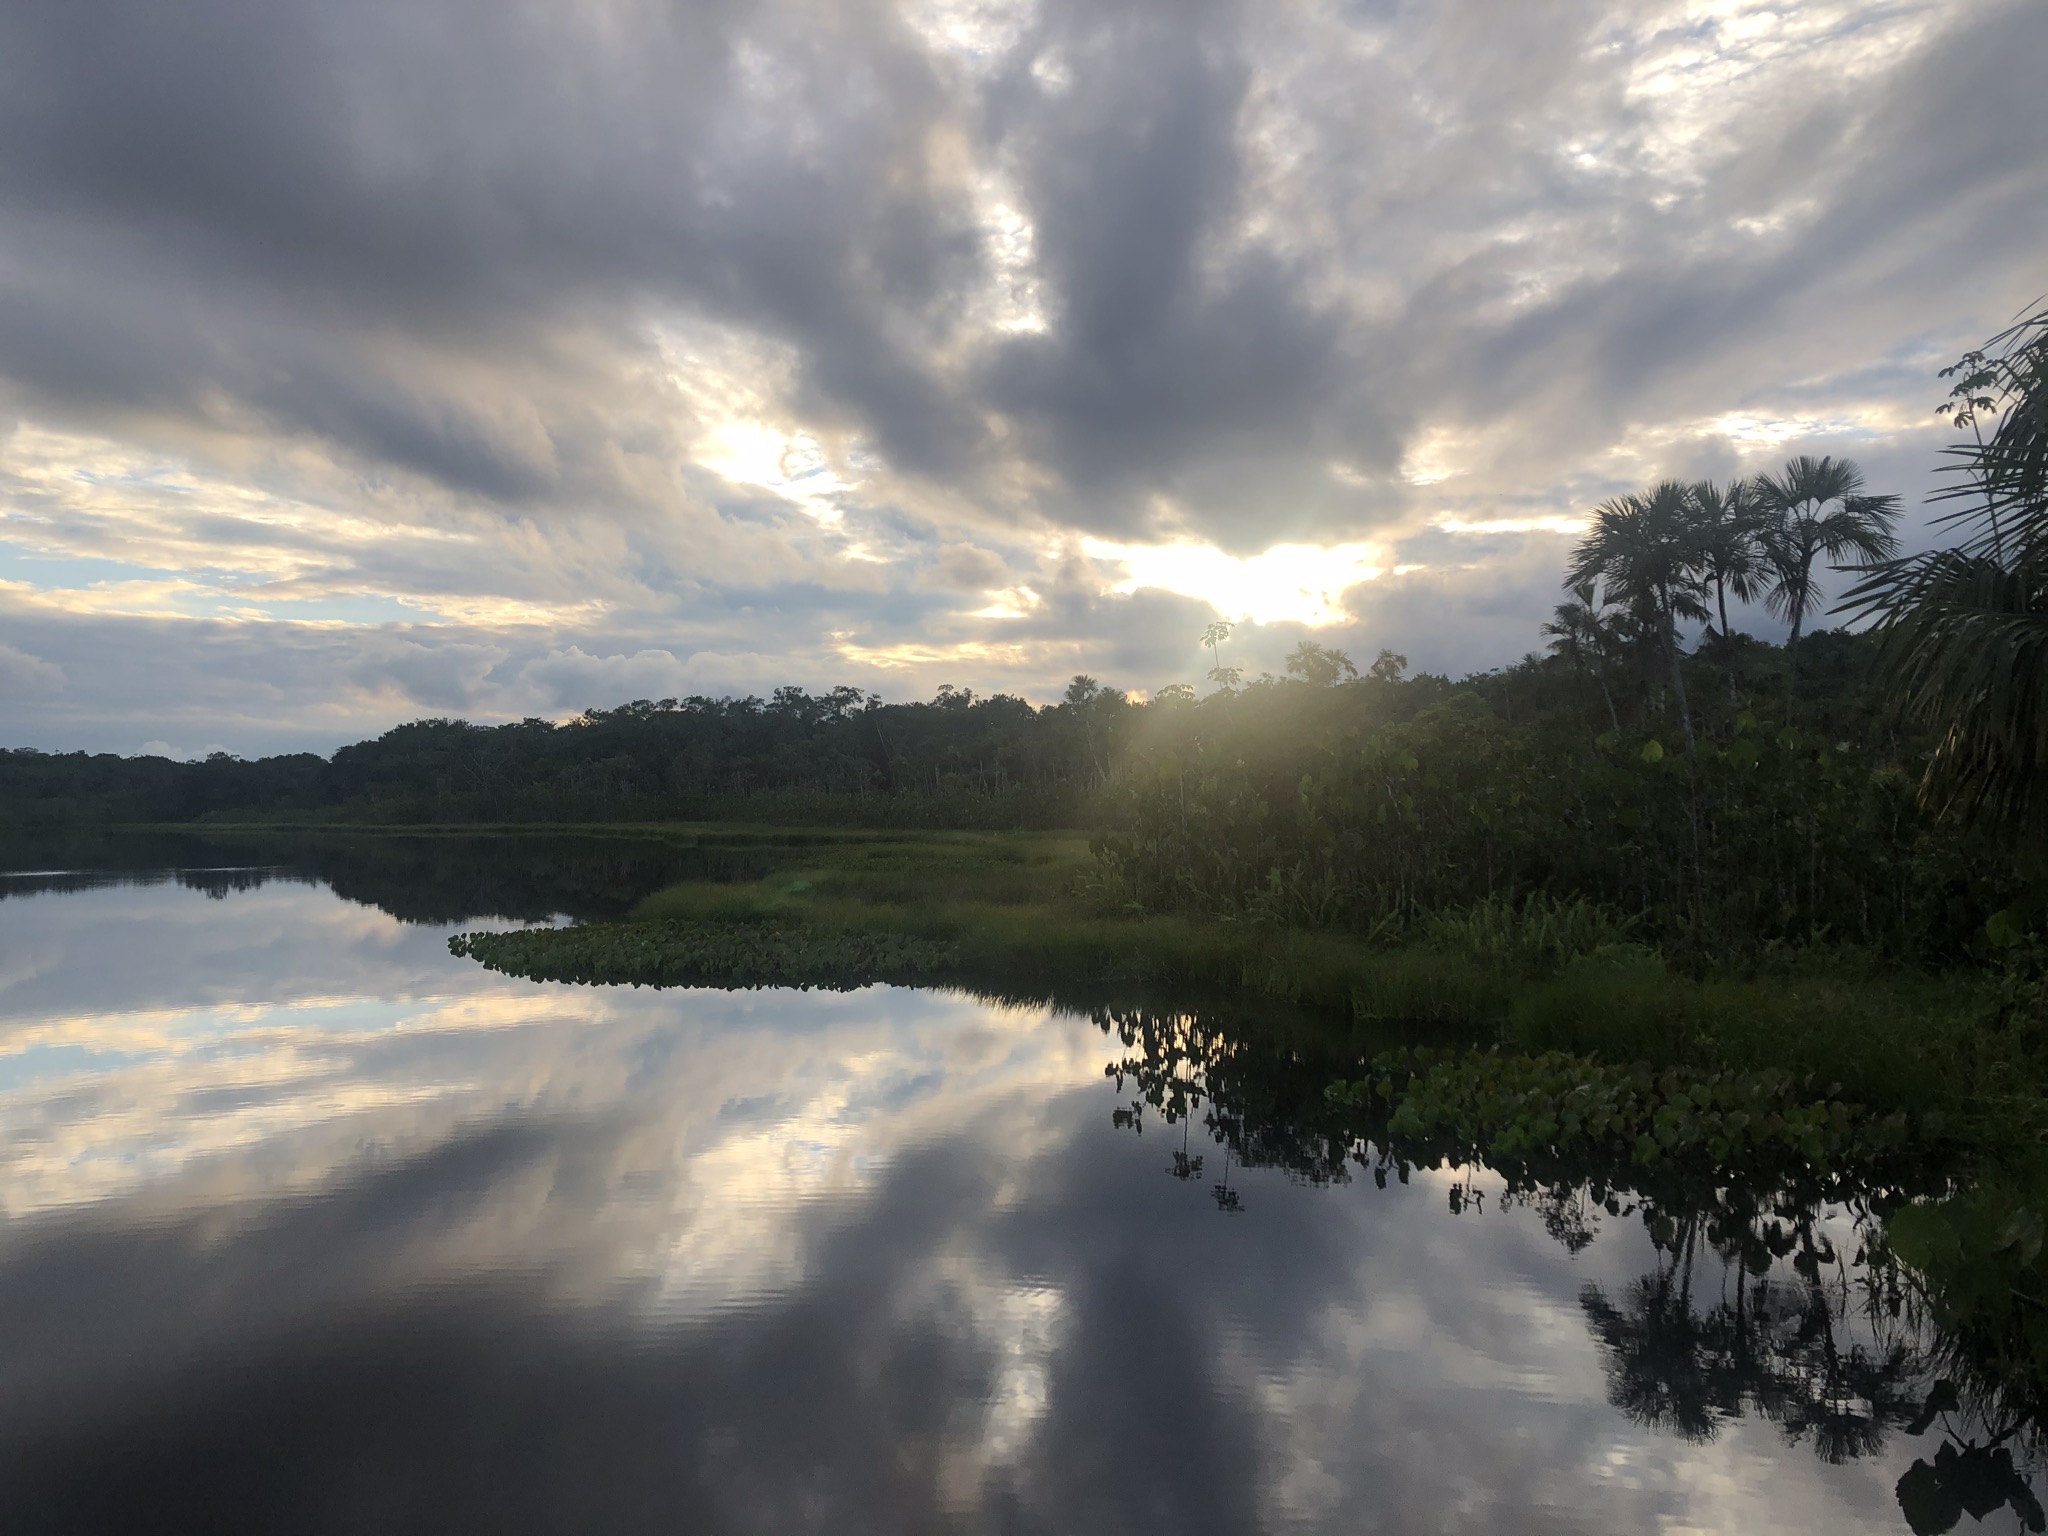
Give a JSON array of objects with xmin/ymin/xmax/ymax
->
[
  {"xmin": 1283, "ymin": 640, "xmax": 1357, "ymax": 686},
  {"xmin": 1543, "ymin": 579, "xmax": 1623, "ymax": 733},
  {"xmin": 1199, "ymin": 620, "xmax": 1235, "ymax": 692},
  {"xmin": 1566, "ymin": 480, "xmax": 1710, "ymax": 757},
  {"xmin": 1754, "ymin": 455, "xmax": 1900, "ymax": 680},
  {"xmin": 1688, "ymin": 479, "xmax": 1769, "ymax": 640},
  {"xmin": 1848, "ymin": 301, "xmax": 2048, "ymax": 846}
]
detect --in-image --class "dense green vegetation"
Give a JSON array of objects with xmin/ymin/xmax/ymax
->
[
  {"xmin": 1094, "ymin": 633, "xmax": 2005, "ymax": 964},
  {"xmin": 8, "ymin": 624, "xmax": 2021, "ymax": 963},
  {"xmin": 434, "ymin": 823, "xmax": 2048, "ymax": 1158}
]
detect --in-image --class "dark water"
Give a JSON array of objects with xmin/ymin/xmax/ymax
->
[{"xmin": 0, "ymin": 835, "xmax": 2035, "ymax": 1533}]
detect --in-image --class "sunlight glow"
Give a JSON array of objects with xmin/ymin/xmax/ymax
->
[
  {"xmin": 1082, "ymin": 538, "xmax": 1384, "ymax": 627},
  {"xmin": 1398, "ymin": 428, "xmax": 1471, "ymax": 486},
  {"xmin": 1700, "ymin": 410, "xmax": 1886, "ymax": 447},
  {"xmin": 830, "ymin": 634, "xmax": 1064, "ymax": 671},
  {"xmin": 697, "ymin": 422, "xmax": 849, "ymax": 522}
]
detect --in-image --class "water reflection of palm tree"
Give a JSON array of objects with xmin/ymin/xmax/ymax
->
[
  {"xmin": 1212, "ymin": 1138, "xmax": 1243, "ymax": 1214},
  {"xmin": 1170, "ymin": 1097, "xmax": 1204, "ymax": 1183},
  {"xmin": 1581, "ymin": 1220, "xmax": 1920, "ymax": 1457},
  {"xmin": 1086, "ymin": 995, "xmax": 2048, "ymax": 1527},
  {"xmin": 1581, "ymin": 1217, "xmax": 1725, "ymax": 1443}
]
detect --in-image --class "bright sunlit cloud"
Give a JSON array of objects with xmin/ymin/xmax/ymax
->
[{"xmin": 969, "ymin": 586, "xmax": 1042, "ymax": 620}]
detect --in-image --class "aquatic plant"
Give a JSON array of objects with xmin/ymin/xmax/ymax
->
[{"xmin": 449, "ymin": 920, "xmax": 958, "ymax": 990}]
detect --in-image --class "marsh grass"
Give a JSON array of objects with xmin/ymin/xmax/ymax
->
[{"xmin": 1420, "ymin": 892, "xmax": 1644, "ymax": 974}]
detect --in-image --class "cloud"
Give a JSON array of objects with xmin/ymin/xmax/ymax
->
[
  {"xmin": 0, "ymin": 0, "xmax": 2044, "ymax": 747},
  {"xmin": 0, "ymin": 641, "xmax": 63, "ymax": 697},
  {"xmin": 514, "ymin": 646, "xmax": 699, "ymax": 709}
]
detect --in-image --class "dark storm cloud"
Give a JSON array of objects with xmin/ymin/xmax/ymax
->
[
  {"xmin": 0, "ymin": 0, "xmax": 2039, "ymax": 515},
  {"xmin": 976, "ymin": 0, "xmax": 1349, "ymax": 544},
  {"xmin": 0, "ymin": 0, "xmax": 992, "ymax": 493}
]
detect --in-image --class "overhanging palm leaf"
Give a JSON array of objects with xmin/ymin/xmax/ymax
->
[
  {"xmin": 1860, "ymin": 552, "xmax": 2048, "ymax": 837},
  {"xmin": 1846, "ymin": 302, "xmax": 2048, "ymax": 847},
  {"xmin": 1930, "ymin": 303, "xmax": 2048, "ymax": 561}
]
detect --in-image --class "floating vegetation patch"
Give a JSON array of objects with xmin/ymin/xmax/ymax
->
[
  {"xmin": 449, "ymin": 920, "xmax": 959, "ymax": 990},
  {"xmin": 1329, "ymin": 1047, "xmax": 1923, "ymax": 1191}
]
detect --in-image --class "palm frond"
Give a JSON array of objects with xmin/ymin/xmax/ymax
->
[{"xmin": 1861, "ymin": 549, "xmax": 2048, "ymax": 837}]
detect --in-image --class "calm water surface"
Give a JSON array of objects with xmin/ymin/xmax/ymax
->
[{"xmin": 0, "ymin": 837, "xmax": 2026, "ymax": 1533}]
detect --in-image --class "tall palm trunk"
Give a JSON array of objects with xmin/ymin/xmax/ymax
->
[
  {"xmin": 1569, "ymin": 642, "xmax": 1623, "ymax": 735},
  {"xmin": 1715, "ymin": 578, "xmax": 1741, "ymax": 706},
  {"xmin": 1665, "ymin": 612, "xmax": 1696, "ymax": 759},
  {"xmin": 1784, "ymin": 553, "xmax": 1813, "ymax": 686}
]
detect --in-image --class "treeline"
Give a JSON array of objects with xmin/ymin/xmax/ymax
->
[
  {"xmin": 0, "ymin": 748, "xmax": 333, "ymax": 829},
  {"xmin": 0, "ymin": 682, "xmax": 1140, "ymax": 830},
  {"xmin": 0, "ymin": 626, "xmax": 1994, "ymax": 962}
]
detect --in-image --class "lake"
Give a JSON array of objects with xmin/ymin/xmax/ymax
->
[{"xmin": 0, "ymin": 833, "xmax": 2030, "ymax": 1533}]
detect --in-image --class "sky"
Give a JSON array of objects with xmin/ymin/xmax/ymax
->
[{"xmin": 0, "ymin": 0, "xmax": 2043, "ymax": 757}]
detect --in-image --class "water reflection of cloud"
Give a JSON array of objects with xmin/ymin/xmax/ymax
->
[{"xmin": 0, "ymin": 881, "xmax": 1107, "ymax": 1307}]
